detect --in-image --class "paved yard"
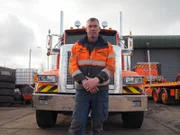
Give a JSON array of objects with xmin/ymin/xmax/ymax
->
[{"xmin": 0, "ymin": 100, "xmax": 180, "ymax": 135}]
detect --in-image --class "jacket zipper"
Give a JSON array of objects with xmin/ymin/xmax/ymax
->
[
  {"xmin": 88, "ymin": 48, "xmax": 96, "ymax": 76},
  {"xmin": 88, "ymin": 51, "xmax": 91, "ymax": 76}
]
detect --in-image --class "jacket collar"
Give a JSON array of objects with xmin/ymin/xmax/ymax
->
[{"xmin": 78, "ymin": 35, "xmax": 108, "ymax": 48}]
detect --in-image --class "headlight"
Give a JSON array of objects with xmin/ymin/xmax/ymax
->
[
  {"xmin": 37, "ymin": 75, "xmax": 57, "ymax": 83},
  {"xmin": 123, "ymin": 76, "xmax": 143, "ymax": 85}
]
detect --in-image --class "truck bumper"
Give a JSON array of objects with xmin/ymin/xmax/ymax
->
[{"xmin": 32, "ymin": 93, "xmax": 148, "ymax": 112}]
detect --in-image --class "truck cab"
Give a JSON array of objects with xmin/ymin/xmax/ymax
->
[{"xmin": 33, "ymin": 12, "xmax": 148, "ymax": 129}]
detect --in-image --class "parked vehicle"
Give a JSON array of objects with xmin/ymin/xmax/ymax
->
[
  {"xmin": 32, "ymin": 11, "xmax": 148, "ymax": 129},
  {"xmin": 134, "ymin": 58, "xmax": 180, "ymax": 105}
]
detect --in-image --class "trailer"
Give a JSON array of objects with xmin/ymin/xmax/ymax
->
[{"xmin": 134, "ymin": 62, "xmax": 180, "ymax": 105}]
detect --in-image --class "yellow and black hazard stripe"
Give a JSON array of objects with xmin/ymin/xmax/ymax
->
[
  {"xmin": 37, "ymin": 85, "xmax": 58, "ymax": 92},
  {"xmin": 123, "ymin": 86, "xmax": 143, "ymax": 94}
]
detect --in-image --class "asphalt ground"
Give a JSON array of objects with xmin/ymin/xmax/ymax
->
[{"xmin": 0, "ymin": 100, "xmax": 180, "ymax": 135}]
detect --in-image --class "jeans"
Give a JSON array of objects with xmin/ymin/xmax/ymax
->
[{"xmin": 68, "ymin": 89, "xmax": 109, "ymax": 135}]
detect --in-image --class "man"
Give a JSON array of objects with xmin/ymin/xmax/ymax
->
[{"xmin": 68, "ymin": 17, "xmax": 115, "ymax": 135}]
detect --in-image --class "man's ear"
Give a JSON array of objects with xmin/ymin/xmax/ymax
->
[{"xmin": 98, "ymin": 26, "xmax": 101, "ymax": 32}]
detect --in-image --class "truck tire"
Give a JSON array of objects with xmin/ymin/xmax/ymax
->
[
  {"xmin": 161, "ymin": 88, "xmax": 175, "ymax": 105},
  {"xmin": 122, "ymin": 111, "xmax": 144, "ymax": 129},
  {"xmin": 0, "ymin": 75, "xmax": 16, "ymax": 83},
  {"xmin": 36, "ymin": 110, "xmax": 57, "ymax": 128},
  {"xmin": 0, "ymin": 82, "xmax": 15, "ymax": 89},
  {"xmin": 152, "ymin": 88, "xmax": 162, "ymax": 103},
  {"xmin": 0, "ymin": 88, "xmax": 15, "ymax": 96},
  {"xmin": 0, "ymin": 68, "xmax": 15, "ymax": 77},
  {"xmin": 0, "ymin": 96, "xmax": 15, "ymax": 104}
]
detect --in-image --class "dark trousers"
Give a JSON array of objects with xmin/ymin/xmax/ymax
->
[{"xmin": 68, "ymin": 89, "xmax": 109, "ymax": 135}]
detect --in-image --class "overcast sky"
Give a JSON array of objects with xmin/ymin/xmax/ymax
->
[{"xmin": 0, "ymin": 0, "xmax": 180, "ymax": 70}]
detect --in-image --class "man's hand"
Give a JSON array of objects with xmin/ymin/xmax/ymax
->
[
  {"xmin": 82, "ymin": 79, "xmax": 88, "ymax": 86},
  {"xmin": 83, "ymin": 77, "xmax": 100, "ymax": 93},
  {"xmin": 89, "ymin": 87, "xmax": 99, "ymax": 93}
]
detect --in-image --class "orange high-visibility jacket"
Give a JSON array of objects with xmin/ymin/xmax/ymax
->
[{"xmin": 69, "ymin": 35, "xmax": 115, "ymax": 89}]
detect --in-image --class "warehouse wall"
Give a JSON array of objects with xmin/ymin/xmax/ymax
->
[{"xmin": 132, "ymin": 49, "xmax": 180, "ymax": 81}]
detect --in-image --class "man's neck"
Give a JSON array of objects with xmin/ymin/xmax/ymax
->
[{"xmin": 88, "ymin": 37, "xmax": 98, "ymax": 43}]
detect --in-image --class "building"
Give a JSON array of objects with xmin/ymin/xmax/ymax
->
[{"xmin": 131, "ymin": 35, "xmax": 180, "ymax": 81}]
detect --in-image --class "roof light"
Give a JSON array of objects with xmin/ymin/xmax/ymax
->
[
  {"xmin": 102, "ymin": 21, "xmax": 108, "ymax": 29},
  {"xmin": 75, "ymin": 20, "xmax": 81, "ymax": 28},
  {"xmin": 130, "ymin": 31, "xmax": 132, "ymax": 36}
]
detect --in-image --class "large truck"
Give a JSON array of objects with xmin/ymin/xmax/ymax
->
[{"xmin": 32, "ymin": 11, "xmax": 148, "ymax": 129}]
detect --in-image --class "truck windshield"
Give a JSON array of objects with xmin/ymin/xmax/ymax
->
[{"xmin": 65, "ymin": 33, "xmax": 116, "ymax": 45}]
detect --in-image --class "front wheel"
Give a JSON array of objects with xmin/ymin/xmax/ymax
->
[
  {"xmin": 122, "ymin": 111, "xmax": 144, "ymax": 129},
  {"xmin": 36, "ymin": 110, "xmax": 57, "ymax": 128}
]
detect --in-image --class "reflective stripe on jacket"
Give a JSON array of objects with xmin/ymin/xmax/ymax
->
[{"xmin": 69, "ymin": 35, "xmax": 115, "ymax": 90}]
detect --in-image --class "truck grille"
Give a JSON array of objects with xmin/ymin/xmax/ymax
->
[
  {"xmin": 66, "ymin": 51, "xmax": 114, "ymax": 89},
  {"xmin": 109, "ymin": 76, "xmax": 114, "ymax": 85},
  {"xmin": 66, "ymin": 51, "xmax": 75, "ymax": 89}
]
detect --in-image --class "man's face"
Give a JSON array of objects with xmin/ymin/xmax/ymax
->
[{"xmin": 86, "ymin": 20, "xmax": 100, "ymax": 40}]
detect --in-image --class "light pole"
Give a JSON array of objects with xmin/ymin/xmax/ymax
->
[
  {"xmin": 146, "ymin": 42, "xmax": 152, "ymax": 86},
  {"xmin": 28, "ymin": 49, "xmax": 32, "ymax": 85},
  {"xmin": 28, "ymin": 47, "xmax": 47, "ymax": 83},
  {"xmin": 37, "ymin": 46, "xmax": 49, "ymax": 70}
]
